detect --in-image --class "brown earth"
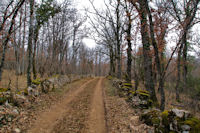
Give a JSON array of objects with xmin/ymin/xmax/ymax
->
[
  {"xmin": 10, "ymin": 77, "xmax": 150, "ymax": 133},
  {"xmin": 27, "ymin": 77, "xmax": 107, "ymax": 133}
]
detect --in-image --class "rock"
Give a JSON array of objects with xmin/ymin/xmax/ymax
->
[
  {"xmin": 28, "ymin": 87, "xmax": 39, "ymax": 96},
  {"xmin": 12, "ymin": 109, "xmax": 19, "ymax": 115},
  {"xmin": 14, "ymin": 128, "xmax": 21, "ymax": 133},
  {"xmin": 182, "ymin": 131, "xmax": 189, "ymax": 133},
  {"xmin": 181, "ymin": 125, "xmax": 191, "ymax": 131},
  {"xmin": 140, "ymin": 109, "xmax": 161, "ymax": 127},
  {"xmin": 127, "ymin": 90, "xmax": 152, "ymax": 109},
  {"xmin": 171, "ymin": 109, "xmax": 191, "ymax": 119},
  {"xmin": 14, "ymin": 94, "xmax": 28, "ymax": 105},
  {"xmin": 5, "ymin": 101, "xmax": 12, "ymax": 109}
]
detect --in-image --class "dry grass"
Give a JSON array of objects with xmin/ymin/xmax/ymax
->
[
  {"xmin": 131, "ymin": 80, "xmax": 200, "ymax": 118},
  {"xmin": 0, "ymin": 70, "xmax": 47, "ymax": 90},
  {"xmin": 0, "ymin": 70, "xmax": 27, "ymax": 90},
  {"xmin": 157, "ymin": 88, "xmax": 200, "ymax": 118}
]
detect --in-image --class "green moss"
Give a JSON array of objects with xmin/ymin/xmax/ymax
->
[
  {"xmin": 137, "ymin": 90, "xmax": 149, "ymax": 94},
  {"xmin": 122, "ymin": 86, "xmax": 131, "ymax": 90},
  {"xmin": 0, "ymin": 88, "xmax": 8, "ymax": 92},
  {"xmin": 148, "ymin": 99, "xmax": 153, "ymax": 103},
  {"xmin": 161, "ymin": 110, "xmax": 169, "ymax": 117},
  {"xmin": 169, "ymin": 131, "xmax": 176, "ymax": 133},
  {"xmin": 107, "ymin": 75, "xmax": 113, "ymax": 80},
  {"xmin": 123, "ymin": 82, "xmax": 132, "ymax": 87},
  {"xmin": 129, "ymin": 91, "xmax": 136, "ymax": 95},
  {"xmin": 140, "ymin": 109, "xmax": 160, "ymax": 126},
  {"xmin": 161, "ymin": 110, "xmax": 169, "ymax": 127},
  {"xmin": 152, "ymin": 117, "xmax": 160, "ymax": 127},
  {"xmin": 182, "ymin": 117, "xmax": 200, "ymax": 132},
  {"xmin": 138, "ymin": 92, "xmax": 150, "ymax": 98},
  {"xmin": 52, "ymin": 74, "xmax": 59, "ymax": 78},
  {"xmin": 32, "ymin": 78, "xmax": 41, "ymax": 85},
  {"xmin": 24, "ymin": 88, "xmax": 28, "ymax": 95}
]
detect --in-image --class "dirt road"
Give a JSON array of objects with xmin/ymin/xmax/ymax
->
[{"xmin": 27, "ymin": 78, "xmax": 107, "ymax": 133}]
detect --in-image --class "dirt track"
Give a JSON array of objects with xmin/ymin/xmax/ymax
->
[{"xmin": 27, "ymin": 78, "xmax": 107, "ymax": 133}]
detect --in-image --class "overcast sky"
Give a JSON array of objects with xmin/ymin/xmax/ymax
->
[{"xmin": 77, "ymin": 0, "xmax": 104, "ymax": 48}]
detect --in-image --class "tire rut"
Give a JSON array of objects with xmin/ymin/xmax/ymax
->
[
  {"xmin": 87, "ymin": 77, "xmax": 107, "ymax": 133},
  {"xmin": 27, "ymin": 78, "xmax": 96, "ymax": 133},
  {"xmin": 52, "ymin": 78, "xmax": 99, "ymax": 133}
]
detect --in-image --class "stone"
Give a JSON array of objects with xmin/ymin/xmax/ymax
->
[
  {"xmin": 12, "ymin": 109, "xmax": 19, "ymax": 115},
  {"xmin": 28, "ymin": 87, "xmax": 39, "ymax": 96},
  {"xmin": 14, "ymin": 128, "xmax": 21, "ymax": 133},
  {"xmin": 181, "ymin": 125, "xmax": 191, "ymax": 131},
  {"xmin": 171, "ymin": 109, "xmax": 190, "ymax": 119}
]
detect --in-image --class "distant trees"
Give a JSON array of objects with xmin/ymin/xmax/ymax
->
[
  {"xmin": 0, "ymin": 0, "xmax": 102, "ymax": 87},
  {"xmin": 0, "ymin": 0, "xmax": 26, "ymax": 81}
]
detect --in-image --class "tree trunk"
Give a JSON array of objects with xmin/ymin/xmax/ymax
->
[
  {"xmin": 182, "ymin": 40, "xmax": 188, "ymax": 90},
  {"xmin": 126, "ymin": 12, "xmax": 132, "ymax": 83},
  {"xmin": 175, "ymin": 43, "xmax": 183, "ymax": 102},
  {"xmin": 116, "ymin": 0, "xmax": 121, "ymax": 79},
  {"xmin": 32, "ymin": 27, "xmax": 39, "ymax": 80},
  {"xmin": 138, "ymin": 0, "xmax": 157, "ymax": 102},
  {"xmin": 27, "ymin": 0, "xmax": 34, "ymax": 86}
]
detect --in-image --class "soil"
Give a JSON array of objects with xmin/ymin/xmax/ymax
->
[
  {"xmin": 27, "ymin": 78, "xmax": 107, "ymax": 133},
  {"xmin": 2, "ymin": 77, "xmax": 153, "ymax": 133}
]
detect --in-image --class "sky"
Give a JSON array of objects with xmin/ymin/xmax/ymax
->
[{"xmin": 76, "ymin": 0, "xmax": 104, "ymax": 48}]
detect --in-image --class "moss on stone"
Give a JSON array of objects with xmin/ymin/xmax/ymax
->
[
  {"xmin": 32, "ymin": 78, "xmax": 41, "ymax": 85},
  {"xmin": 0, "ymin": 88, "xmax": 8, "ymax": 92},
  {"xmin": 152, "ymin": 117, "xmax": 160, "ymax": 127},
  {"xmin": 137, "ymin": 90, "xmax": 150, "ymax": 94},
  {"xmin": 183, "ymin": 117, "xmax": 200, "ymax": 132},
  {"xmin": 161, "ymin": 110, "xmax": 169, "ymax": 128},
  {"xmin": 123, "ymin": 82, "xmax": 132, "ymax": 87},
  {"xmin": 140, "ymin": 109, "xmax": 160, "ymax": 126},
  {"xmin": 24, "ymin": 88, "xmax": 28, "ymax": 95},
  {"xmin": 129, "ymin": 91, "xmax": 136, "ymax": 95},
  {"xmin": 139, "ymin": 92, "xmax": 150, "ymax": 97},
  {"xmin": 107, "ymin": 75, "xmax": 113, "ymax": 80}
]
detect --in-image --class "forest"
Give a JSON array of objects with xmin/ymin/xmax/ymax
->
[{"xmin": 1, "ymin": 0, "xmax": 200, "ymax": 133}]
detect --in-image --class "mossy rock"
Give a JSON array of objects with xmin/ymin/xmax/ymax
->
[
  {"xmin": 107, "ymin": 75, "xmax": 113, "ymax": 80},
  {"xmin": 147, "ymin": 99, "xmax": 153, "ymax": 107},
  {"xmin": 129, "ymin": 90, "xmax": 136, "ymax": 95},
  {"xmin": 0, "ymin": 88, "xmax": 9, "ymax": 92},
  {"xmin": 183, "ymin": 117, "xmax": 200, "ymax": 132},
  {"xmin": 140, "ymin": 109, "xmax": 161, "ymax": 126},
  {"xmin": 0, "ymin": 96, "xmax": 7, "ymax": 105},
  {"xmin": 155, "ymin": 127, "xmax": 167, "ymax": 133},
  {"xmin": 137, "ymin": 90, "xmax": 150, "ymax": 94},
  {"xmin": 122, "ymin": 82, "xmax": 132, "ymax": 87},
  {"xmin": 23, "ymin": 88, "xmax": 28, "ymax": 95},
  {"xmin": 152, "ymin": 117, "xmax": 161, "ymax": 127},
  {"xmin": 138, "ymin": 92, "xmax": 150, "ymax": 100},
  {"xmin": 122, "ymin": 86, "xmax": 131, "ymax": 91},
  {"xmin": 161, "ymin": 110, "xmax": 170, "ymax": 129},
  {"xmin": 32, "ymin": 78, "xmax": 41, "ymax": 85}
]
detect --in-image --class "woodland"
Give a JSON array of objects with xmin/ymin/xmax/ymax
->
[{"xmin": 1, "ymin": 0, "xmax": 200, "ymax": 132}]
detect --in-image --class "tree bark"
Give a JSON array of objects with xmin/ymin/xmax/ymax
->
[
  {"xmin": 116, "ymin": 0, "xmax": 121, "ymax": 79},
  {"xmin": 126, "ymin": 10, "xmax": 132, "ymax": 83},
  {"xmin": 138, "ymin": 0, "xmax": 157, "ymax": 102},
  {"xmin": 27, "ymin": 0, "xmax": 34, "ymax": 86}
]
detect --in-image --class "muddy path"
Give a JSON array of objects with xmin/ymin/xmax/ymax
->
[{"xmin": 27, "ymin": 77, "xmax": 107, "ymax": 133}]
